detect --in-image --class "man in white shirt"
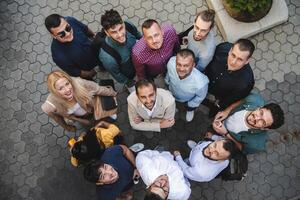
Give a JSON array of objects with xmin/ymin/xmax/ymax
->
[
  {"xmin": 136, "ymin": 150, "xmax": 191, "ymax": 200},
  {"xmin": 127, "ymin": 79, "xmax": 176, "ymax": 132},
  {"xmin": 174, "ymin": 139, "xmax": 239, "ymax": 182}
]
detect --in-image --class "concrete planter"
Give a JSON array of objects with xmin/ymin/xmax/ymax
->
[
  {"xmin": 222, "ymin": 0, "xmax": 273, "ymax": 23},
  {"xmin": 206, "ymin": 0, "xmax": 288, "ymax": 42}
]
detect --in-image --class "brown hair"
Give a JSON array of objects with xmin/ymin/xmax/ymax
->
[
  {"xmin": 233, "ymin": 39, "xmax": 255, "ymax": 58},
  {"xmin": 142, "ymin": 19, "xmax": 160, "ymax": 30},
  {"xmin": 195, "ymin": 9, "xmax": 215, "ymax": 29}
]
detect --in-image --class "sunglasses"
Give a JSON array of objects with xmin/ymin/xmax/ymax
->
[{"xmin": 57, "ymin": 24, "xmax": 72, "ymax": 38}]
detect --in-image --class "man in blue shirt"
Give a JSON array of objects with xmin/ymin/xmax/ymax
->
[
  {"xmin": 165, "ymin": 49, "xmax": 209, "ymax": 122},
  {"xmin": 99, "ymin": 9, "xmax": 142, "ymax": 93},
  {"xmin": 84, "ymin": 145, "xmax": 139, "ymax": 200},
  {"xmin": 45, "ymin": 14, "xmax": 98, "ymax": 79}
]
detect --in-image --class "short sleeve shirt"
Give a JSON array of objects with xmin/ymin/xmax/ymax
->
[
  {"xmin": 51, "ymin": 16, "xmax": 98, "ymax": 76},
  {"xmin": 96, "ymin": 146, "xmax": 134, "ymax": 200}
]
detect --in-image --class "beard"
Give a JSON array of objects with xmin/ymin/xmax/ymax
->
[{"xmin": 202, "ymin": 145, "xmax": 218, "ymax": 161}]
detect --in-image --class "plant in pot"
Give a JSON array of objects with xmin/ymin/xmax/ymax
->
[{"xmin": 222, "ymin": 0, "xmax": 273, "ymax": 22}]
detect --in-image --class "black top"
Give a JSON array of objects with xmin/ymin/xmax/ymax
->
[
  {"xmin": 205, "ymin": 42, "xmax": 254, "ymax": 109},
  {"xmin": 51, "ymin": 17, "xmax": 98, "ymax": 76}
]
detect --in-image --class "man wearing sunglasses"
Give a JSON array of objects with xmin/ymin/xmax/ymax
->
[
  {"xmin": 205, "ymin": 92, "xmax": 284, "ymax": 154},
  {"xmin": 136, "ymin": 150, "xmax": 191, "ymax": 200},
  {"xmin": 45, "ymin": 14, "xmax": 98, "ymax": 79}
]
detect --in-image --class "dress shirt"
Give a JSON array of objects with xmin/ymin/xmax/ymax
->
[
  {"xmin": 141, "ymin": 99, "xmax": 157, "ymax": 117},
  {"xmin": 136, "ymin": 150, "xmax": 191, "ymax": 200},
  {"xmin": 165, "ymin": 56, "xmax": 209, "ymax": 108},
  {"xmin": 132, "ymin": 24, "xmax": 180, "ymax": 79},
  {"xmin": 205, "ymin": 42, "xmax": 254, "ymax": 109},
  {"xmin": 187, "ymin": 29, "xmax": 216, "ymax": 71},
  {"xmin": 175, "ymin": 141, "xmax": 229, "ymax": 182}
]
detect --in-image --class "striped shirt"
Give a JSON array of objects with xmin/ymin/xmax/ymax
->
[{"xmin": 132, "ymin": 24, "xmax": 180, "ymax": 79}]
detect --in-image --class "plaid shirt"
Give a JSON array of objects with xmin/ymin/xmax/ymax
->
[{"xmin": 132, "ymin": 24, "xmax": 180, "ymax": 79}]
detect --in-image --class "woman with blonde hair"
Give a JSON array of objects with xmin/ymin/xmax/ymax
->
[{"xmin": 42, "ymin": 70, "xmax": 117, "ymax": 131}]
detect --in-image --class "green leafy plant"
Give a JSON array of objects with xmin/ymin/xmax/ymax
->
[{"xmin": 225, "ymin": 0, "xmax": 272, "ymax": 16}]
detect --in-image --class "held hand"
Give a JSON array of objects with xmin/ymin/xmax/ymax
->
[
  {"xmin": 213, "ymin": 120, "xmax": 228, "ymax": 135},
  {"xmin": 160, "ymin": 118, "xmax": 175, "ymax": 129},
  {"xmin": 173, "ymin": 150, "xmax": 181, "ymax": 157},
  {"xmin": 133, "ymin": 116, "xmax": 143, "ymax": 124},
  {"xmin": 214, "ymin": 110, "xmax": 230, "ymax": 122},
  {"xmin": 95, "ymin": 121, "xmax": 104, "ymax": 128}
]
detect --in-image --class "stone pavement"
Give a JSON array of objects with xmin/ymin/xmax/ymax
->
[{"xmin": 0, "ymin": 0, "xmax": 299, "ymax": 199}]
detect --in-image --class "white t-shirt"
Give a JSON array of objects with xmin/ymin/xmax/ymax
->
[{"xmin": 225, "ymin": 110, "xmax": 249, "ymax": 133}]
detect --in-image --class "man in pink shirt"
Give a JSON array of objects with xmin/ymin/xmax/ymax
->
[{"xmin": 132, "ymin": 19, "xmax": 180, "ymax": 87}]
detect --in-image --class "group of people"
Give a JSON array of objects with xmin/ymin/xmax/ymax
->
[{"xmin": 40, "ymin": 8, "xmax": 285, "ymax": 200}]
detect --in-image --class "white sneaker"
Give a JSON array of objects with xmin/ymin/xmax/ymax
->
[
  {"xmin": 187, "ymin": 140, "xmax": 197, "ymax": 149},
  {"xmin": 186, "ymin": 111, "xmax": 194, "ymax": 122},
  {"xmin": 110, "ymin": 114, "xmax": 117, "ymax": 120},
  {"xmin": 127, "ymin": 85, "xmax": 135, "ymax": 93},
  {"xmin": 129, "ymin": 143, "xmax": 144, "ymax": 153}
]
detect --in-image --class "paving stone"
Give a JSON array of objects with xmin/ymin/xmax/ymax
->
[
  {"xmin": 282, "ymin": 23, "xmax": 295, "ymax": 35},
  {"xmin": 13, "ymin": 140, "xmax": 26, "ymax": 154},
  {"xmin": 25, "ymin": 175, "xmax": 38, "ymax": 188},
  {"xmin": 286, "ymin": 52, "xmax": 298, "ymax": 65},
  {"xmin": 289, "ymin": 103, "xmax": 300, "ymax": 115},
  {"xmin": 29, "ymin": 91, "xmax": 42, "ymax": 103},
  {"xmin": 258, "ymin": 183, "xmax": 271, "ymax": 197},
  {"xmin": 135, "ymin": 7, "xmax": 146, "ymax": 19},
  {"xmin": 277, "ymin": 175, "xmax": 291, "ymax": 189},
  {"xmin": 285, "ymin": 72, "xmax": 297, "ymax": 84},
  {"xmin": 13, "ymin": 173, "xmax": 26, "ymax": 187},
  {"xmin": 41, "ymin": 155, "xmax": 53, "ymax": 168},
  {"xmin": 271, "ymin": 90, "xmax": 284, "ymax": 103},
  {"xmin": 265, "ymin": 80, "xmax": 278, "ymax": 92},
  {"xmin": 56, "ymin": 136, "xmax": 69, "ymax": 149},
  {"xmin": 290, "ymin": 82, "xmax": 300, "ymax": 95},
  {"xmin": 17, "ymin": 152, "xmax": 29, "ymax": 165},
  {"xmin": 284, "ymin": 186, "xmax": 298, "ymax": 199},
  {"xmin": 17, "ymin": 185, "xmax": 30, "ymax": 198},
  {"xmin": 260, "ymin": 161, "xmax": 273, "ymax": 176}
]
